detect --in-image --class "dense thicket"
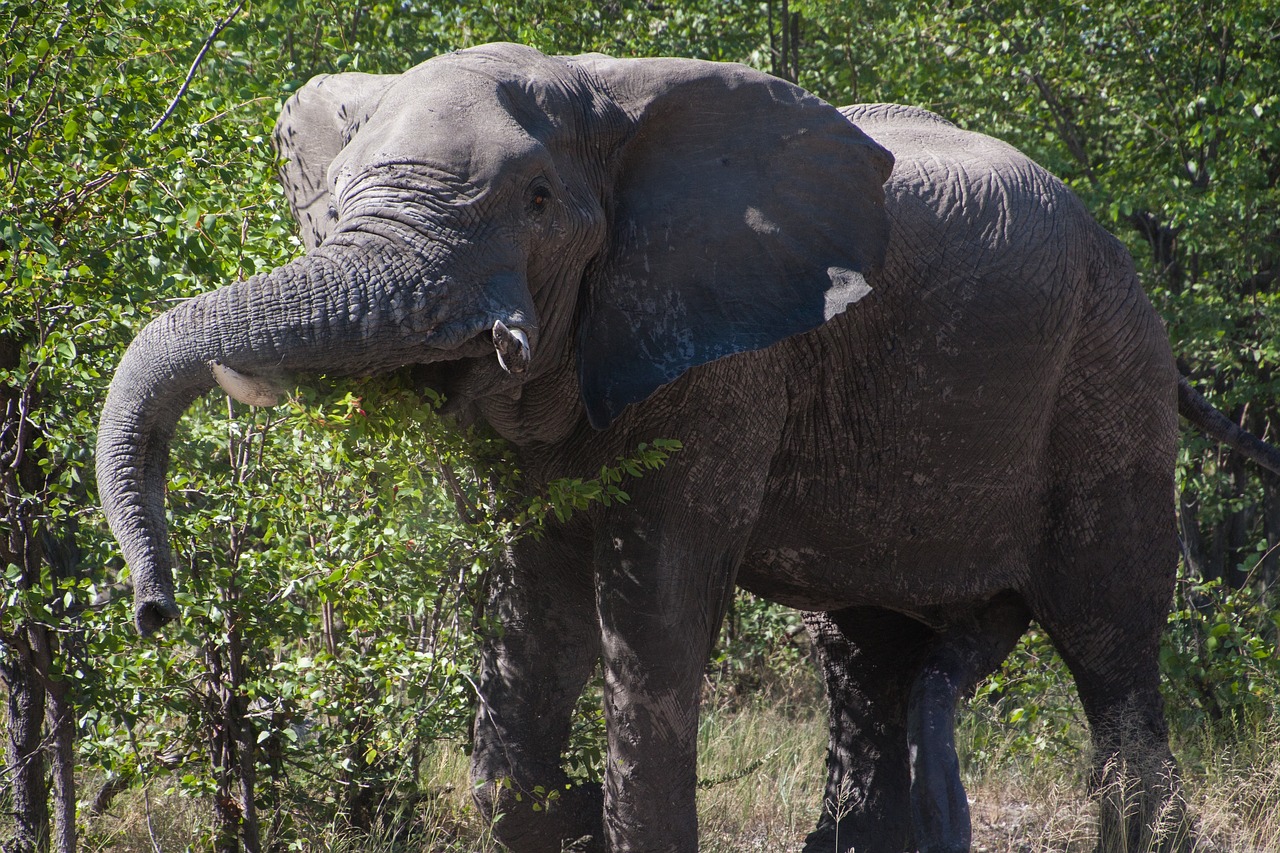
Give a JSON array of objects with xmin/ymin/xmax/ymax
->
[{"xmin": 3, "ymin": 1, "xmax": 1278, "ymax": 850}]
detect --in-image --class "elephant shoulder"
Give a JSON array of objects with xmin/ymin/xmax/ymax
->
[
  {"xmin": 839, "ymin": 103, "xmax": 955, "ymax": 131},
  {"xmin": 840, "ymin": 105, "xmax": 1027, "ymax": 179},
  {"xmin": 847, "ymin": 106, "xmax": 1106, "ymax": 289},
  {"xmin": 844, "ymin": 107, "xmax": 1078, "ymax": 223}
]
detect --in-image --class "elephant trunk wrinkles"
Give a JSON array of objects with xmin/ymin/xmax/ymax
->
[{"xmin": 96, "ymin": 240, "xmax": 508, "ymax": 635}]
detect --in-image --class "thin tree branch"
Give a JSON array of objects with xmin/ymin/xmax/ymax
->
[
  {"xmin": 149, "ymin": 0, "xmax": 245, "ymax": 135},
  {"xmin": 437, "ymin": 461, "xmax": 482, "ymax": 525},
  {"xmin": 1026, "ymin": 72, "xmax": 1098, "ymax": 187}
]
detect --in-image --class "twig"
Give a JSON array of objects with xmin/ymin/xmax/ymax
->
[
  {"xmin": 117, "ymin": 715, "xmax": 165, "ymax": 853},
  {"xmin": 697, "ymin": 748, "xmax": 780, "ymax": 790},
  {"xmin": 437, "ymin": 461, "xmax": 482, "ymax": 525},
  {"xmin": 197, "ymin": 95, "xmax": 274, "ymax": 129},
  {"xmin": 149, "ymin": 0, "xmax": 245, "ymax": 135},
  {"xmin": 1240, "ymin": 539, "xmax": 1280, "ymax": 589}
]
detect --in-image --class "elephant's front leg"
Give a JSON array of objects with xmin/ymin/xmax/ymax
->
[
  {"xmin": 471, "ymin": 531, "xmax": 604, "ymax": 853},
  {"xmin": 594, "ymin": 512, "xmax": 745, "ymax": 853},
  {"xmin": 906, "ymin": 594, "xmax": 1029, "ymax": 853}
]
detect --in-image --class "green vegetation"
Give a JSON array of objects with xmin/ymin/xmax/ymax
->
[{"xmin": 3, "ymin": 1, "xmax": 1278, "ymax": 850}]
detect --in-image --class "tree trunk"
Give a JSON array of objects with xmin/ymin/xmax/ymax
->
[
  {"xmin": 12, "ymin": 612, "xmax": 75, "ymax": 853},
  {"xmin": 2, "ymin": 633, "xmax": 50, "ymax": 853},
  {"xmin": 41, "ymin": 531, "xmax": 81, "ymax": 853},
  {"xmin": 1262, "ymin": 473, "xmax": 1280, "ymax": 592},
  {"xmin": 1224, "ymin": 445, "xmax": 1255, "ymax": 589},
  {"xmin": 1244, "ymin": 405, "xmax": 1280, "ymax": 595},
  {"xmin": 207, "ymin": 637, "xmax": 240, "ymax": 853},
  {"xmin": 229, "ymin": 626, "xmax": 261, "ymax": 853},
  {"xmin": 788, "ymin": 8, "xmax": 802, "ymax": 84},
  {"xmin": 767, "ymin": 0, "xmax": 801, "ymax": 83},
  {"xmin": 46, "ymin": 680, "xmax": 76, "ymax": 853},
  {"xmin": 1, "ymin": 334, "xmax": 51, "ymax": 853},
  {"xmin": 767, "ymin": 0, "xmax": 776, "ymax": 80},
  {"xmin": 205, "ymin": 625, "xmax": 262, "ymax": 853}
]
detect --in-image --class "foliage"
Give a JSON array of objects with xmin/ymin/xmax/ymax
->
[
  {"xmin": 1163, "ymin": 576, "xmax": 1280, "ymax": 730},
  {"xmin": 79, "ymin": 380, "xmax": 472, "ymax": 847},
  {"xmin": 4, "ymin": 0, "xmax": 1280, "ymax": 848},
  {"xmin": 966, "ymin": 628, "xmax": 1083, "ymax": 769},
  {"xmin": 707, "ymin": 591, "xmax": 810, "ymax": 703},
  {"xmin": 2, "ymin": 1, "xmax": 279, "ymax": 848}
]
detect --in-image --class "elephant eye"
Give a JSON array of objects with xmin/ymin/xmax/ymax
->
[{"xmin": 528, "ymin": 184, "xmax": 552, "ymax": 215}]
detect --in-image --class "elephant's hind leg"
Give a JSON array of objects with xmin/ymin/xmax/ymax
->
[
  {"xmin": 1033, "ymin": 530, "xmax": 1190, "ymax": 853},
  {"xmin": 1033, "ymin": 317, "xmax": 1189, "ymax": 852},
  {"xmin": 1035, "ymin": 572, "xmax": 1189, "ymax": 852}
]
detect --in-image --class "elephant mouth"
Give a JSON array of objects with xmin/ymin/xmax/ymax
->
[
  {"xmin": 417, "ymin": 321, "xmax": 531, "ymax": 369},
  {"xmin": 433, "ymin": 332, "xmax": 496, "ymax": 361}
]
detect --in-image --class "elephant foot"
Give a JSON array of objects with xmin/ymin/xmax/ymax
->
[
  {"xmin": 802, "ymin": 817, "xmax": 911, "ymax": 853},
  {"xmin": 476, "ymin": 779, "xmax": 603, "ymax": 853},
  {"xmin": 1093, "ymin": 763, "xmax": 1194, "ymax": 853}
]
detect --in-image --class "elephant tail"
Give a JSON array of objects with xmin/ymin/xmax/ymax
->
[{"xmin": 1178, "ymin": 376, "xmax": 1280, "ymax": 476}]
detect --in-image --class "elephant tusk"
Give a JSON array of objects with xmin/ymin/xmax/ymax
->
[
  {"xmin": 493, "ymin": 320, "xmax": 531, "ymax": 375},
  {"xmin": 210, "ymin": 361, "xmax": 286, "ymax": 407}
]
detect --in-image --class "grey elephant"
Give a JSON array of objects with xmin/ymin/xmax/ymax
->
[{"xmin": 97, "ymin": 43, "xmax": 1279, "ymax": 853}]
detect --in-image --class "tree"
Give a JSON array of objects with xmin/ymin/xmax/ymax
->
[
  {"xmin": 1, "ymin": 1, "xmax": 215, "ymax": 847},
  {"xmin": 1, "ymin": 1, "xmax": 295, "ymax": 846}
]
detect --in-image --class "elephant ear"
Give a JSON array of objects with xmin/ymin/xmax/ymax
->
[
  {"xmin": 273, "ymin": 72, "xmax": 396, "ymax": 251},
  {"xmin": 572, "ymin": 56, "xmax": 893, "ymax": 429}
]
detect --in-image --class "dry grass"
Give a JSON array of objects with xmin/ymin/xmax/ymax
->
[
  {"xmin": 960, "ymin": 713, "xmax": 1280, "ymax": 853},
  {"xmin": 79, "ymin": 693, "xmax": 1280, "ymax": 852},
  {"xmin": 80, "ymin": 782, "xmax": 210, "ymax": 853},
  {"xmin": 694, "ymin": 690, "xmax": 1280, "ymax": 853},
  {"xmin": 695, "ymin": 688, "xmax": 828, "ymax": 852},
  {"xmin": 1177, "ymin": 719, "xmax": 1280, "ymax": 853}
]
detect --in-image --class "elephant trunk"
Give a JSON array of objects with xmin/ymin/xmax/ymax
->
[{"xmin": 96, "ymin": 239, "xmax": 533, "ymax": 635}]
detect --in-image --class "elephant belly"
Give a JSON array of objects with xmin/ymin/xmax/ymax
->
[
  {"xmin": 739, "ymin": 493, "xmax": 1038, "ymax": 618},
  {"xmin": 740, "ymin": 351, "xmax": 1054, "ymax": 616}
]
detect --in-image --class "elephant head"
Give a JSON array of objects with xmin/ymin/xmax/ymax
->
[{"xmin": 96, "ymin": 43, "xmax": 893, "ymax": 634}]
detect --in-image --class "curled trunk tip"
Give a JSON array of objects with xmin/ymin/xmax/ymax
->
[{"xmin": 136, "ymin": 596, "xmax": 181, "ymax": 636}]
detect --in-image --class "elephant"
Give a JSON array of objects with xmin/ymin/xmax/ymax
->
[{"xmin": 96, "ymin": 43, "xmax": 1280, "ymax": 852}]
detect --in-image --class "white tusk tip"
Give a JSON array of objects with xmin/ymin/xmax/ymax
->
[{"xmin": 493, "ymin": 321, "xmax": 532, "ymax": 375}]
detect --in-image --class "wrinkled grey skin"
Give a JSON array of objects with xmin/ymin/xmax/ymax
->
[{"xmin": 98, "ymin": 44, "xmax": 1209, "ymax": 852}]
